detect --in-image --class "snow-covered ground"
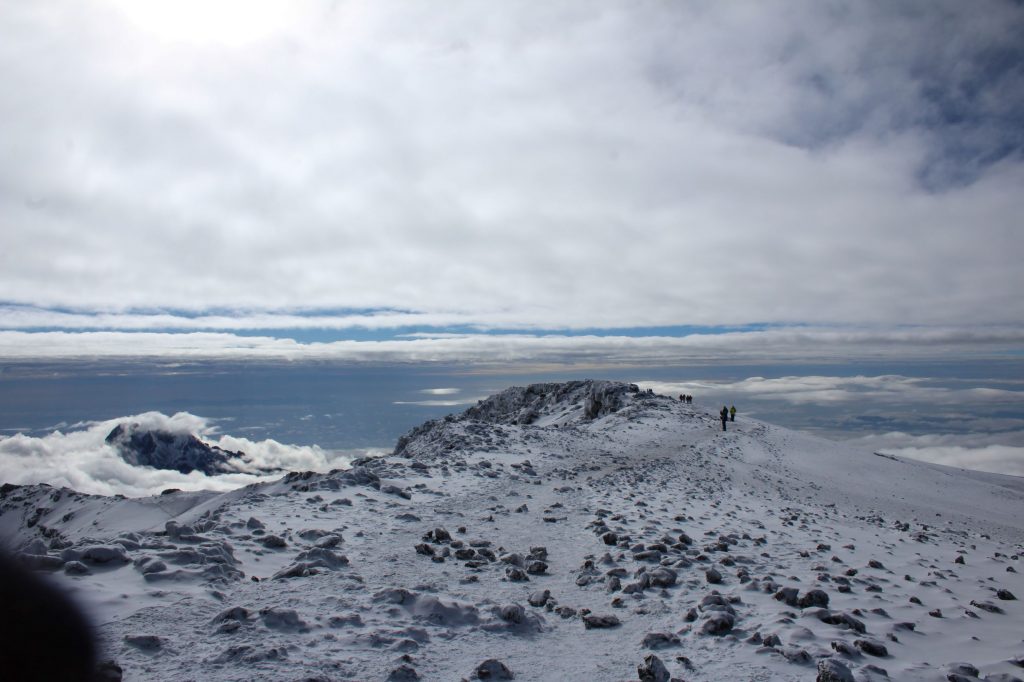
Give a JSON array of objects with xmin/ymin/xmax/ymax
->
[{"xmin": 2, "ymin": 380, "xmax": 1023, "ymax": 681}]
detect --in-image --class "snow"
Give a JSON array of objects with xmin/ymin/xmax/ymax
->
[{"xmin": 2, "ymin": 381, "xmax": 1023, "ymax": 681}]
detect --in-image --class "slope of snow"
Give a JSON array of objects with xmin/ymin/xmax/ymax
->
[{"xmin": 2, "ymin": 381, "xmax": 1023, "ymax": 681}]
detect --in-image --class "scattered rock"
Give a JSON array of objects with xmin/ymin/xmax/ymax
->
[
  {"xmin": 124, "ymin": 635, "xmax": 162, "ymax": 651},
  {"xmin": 830, "ymin": 640, "xmax": 858, "ymax": 657},
  {"xmin": 381, "ymin": 484, "xmax": 412, "ymax": 499},
  {"xmin": 272, "ymin": 561, "xmax": 320, "ymax": 580},
  {"xmin": 854, "ymin": 639, "xmax": 888, "ymax": 657},
  {"xmin": 774, "ymin": 587, "xmax": 799, "ymax": 607},
  {"xmin": 526, "ymin": 560, "xmax": 548, "ymax": 575},
  {"xmin": 582, "ymin": 614, "xmax": 620, "ymax": 629},
  {"xmin": 799, "ymin": 589, "xmax": 830, "ymax": 609},
  {"xmin": 648, "ymin": 567, "xmax": 677, "ymax": 588},
  {"xmin": 700, "ymin": 612, "xmax": 735, "ymax": 636},
  {"xmin": 63, "ymin": 560, "xmax": 91, "ymax": 575},
  {"xmin": 782, "ymin": 646, "xmax": 812, "ymax": 664},
  {"xmin": 75, "ymin": 545, "xmax": 129, "ymax": 564},
  {"xmin": 637, "ymin": 653, "xmax": 670, "ymax": 682},
  {"xmin": 260, "ymin": 535, "xmax": 286, "ymax": 549},
  {"xmin": 259, "ymin": 607, "xmax": 307, "ymax": 631},
  {"xmin": 816, "ymin": 658, "xmax": 855, "ymax": 682},
  {"xmin": 506, "ymin": 567, "xmax": 530, "ymax": 582},
  {"xmin": 388, "ymin": 664, "xmax": 421, "ymax": 681},
  {"xmin": 946, "ymin": 662, "xmax": 980, "ymax": 678},
  {"xmin": 499, "ymin": 604, "xmax": 526, "ymax": 624},
  {"xmin": 500, "ymin": 552, "xmax": 525, "ymax": 567},
  {"xmin": 818, "ymin": 611, "xmax": 866, "ymax": 633},
  {"xmin": 212, "ymin": 606, "xmax": 250, "ymax": 625},
  {"xmin": 860, "ymin": 664, "xmax": 890, "ymax": 679},
  {"xmin": 476, "ymin": 659, "xmax": 514, "ymax": 680},
  {"xmin": 528, "ymin": 590, "xmax": 551, "ymax": 607},
  {"xmin": 641, "ymin": 632, "xmax": 681, "ymax": 649},
  {"xmin": 970, "ymin": 600, "xmax": 1004, "ymax": 614}
]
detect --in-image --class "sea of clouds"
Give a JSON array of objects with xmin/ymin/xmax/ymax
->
[
  {"xmin": 638, "ymin": 375, "xmax": 1024, "ymax": 477},
  {"xmin": 850, "ymin": 431, "xmax": 1024, "ymax": 478},
  {"xmin": 0, "ymin": 411, "xmax": 379, "ymax": 498}
]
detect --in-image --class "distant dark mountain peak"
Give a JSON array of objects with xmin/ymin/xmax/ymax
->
[{"xmin": 104, "ymin": 423, "xmax": 246, "ymax": 475}]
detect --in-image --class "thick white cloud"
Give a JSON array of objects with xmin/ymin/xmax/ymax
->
[
  {"xmin": 850, "ymin": 431, "xmax": 1024, "ymax": 450},
  {"xmin": 0, "ymin": 411, "xmax": 373, "ymax": 497},
  {"xmin": 887, "ymin": 445, "xmax": 1024, "ymax": 477},
  {"xmin": 392, "ymin": 399, "xmax": 480, "ymax": 407},
  {"xmin": 849, "ymin": 432, "xmax": 1024, "ymax": 477},
  {"xmin": 1, "ymin": 327, "xmax": 1023, "ymax": 363},
  {"xmin": 640, "ymin": 374, "xmax": 1024, "ymax": 406},
  {"xmin": 639, "ymin": 381, "xmax": 1024, "ymax": 476},
  {"xmin": 420, "ymin": 388, "xmax": 460, "ymax": 396},
  {"xmin": 1, "ymin": 1, "xmax": 1022, "ymax": 332}
]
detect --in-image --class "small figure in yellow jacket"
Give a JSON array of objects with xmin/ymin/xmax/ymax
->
[{"xmin": 729, "ymin": 405, "xmax": 736, "ymax": 422}]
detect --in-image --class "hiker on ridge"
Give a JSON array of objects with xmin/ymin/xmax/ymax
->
[
  {"xmin": 730, "ymin": 405, "xmax": 736, "ymax": 422},
  {"xmin": 720, "ymin": 406, "xmax": 728, "ymax": 431}
]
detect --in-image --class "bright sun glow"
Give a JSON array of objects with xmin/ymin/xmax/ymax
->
[{"xmin": 106, "ymin": 0, "xmax": 303, "ymax": 47}]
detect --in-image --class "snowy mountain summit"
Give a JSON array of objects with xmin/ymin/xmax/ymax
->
[{"xmin": 3, "ymin": 380, "xmax": 1024, "ymax": 681}]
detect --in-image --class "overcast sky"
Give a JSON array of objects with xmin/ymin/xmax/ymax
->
[{"xmin": 1, "ymin": 0, "xmax": 1023, "ymax": 362}]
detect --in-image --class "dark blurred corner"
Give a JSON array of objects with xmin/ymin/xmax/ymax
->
[{"xmin": 0, "ymin": 550, "xmax": 121, "ymax": 681}]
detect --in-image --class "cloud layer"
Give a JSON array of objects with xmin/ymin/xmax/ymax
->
[
  {"xmin": 640, "ymin": 375, "xmax": 1024, "ymax": 407},
  {"xmin": 849, "ymin": 431, "xmax": 1024, "ymax": 478},
  {"xmin": 2, "ymin": 326, "xmax": 1023, "ymax": 363},
  {"xmin": 639, "ymin": 375, "xmax": 1024, "ymax": 477},
  {"xmin": 1, "ymin": 1, "xmax": 1023, "ymax": 334},
  {"xmin": 0, "ymin": 411, "xmax": 372, "ymax": 497}
]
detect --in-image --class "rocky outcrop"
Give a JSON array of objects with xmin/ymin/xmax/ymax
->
[
  {"xmin": 465, "ymin": 380, "xmax": 641, "ymax": 425},
  {"xmin": 393, "ymin": 380, "xmax": 652, "ymax": 458}
]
